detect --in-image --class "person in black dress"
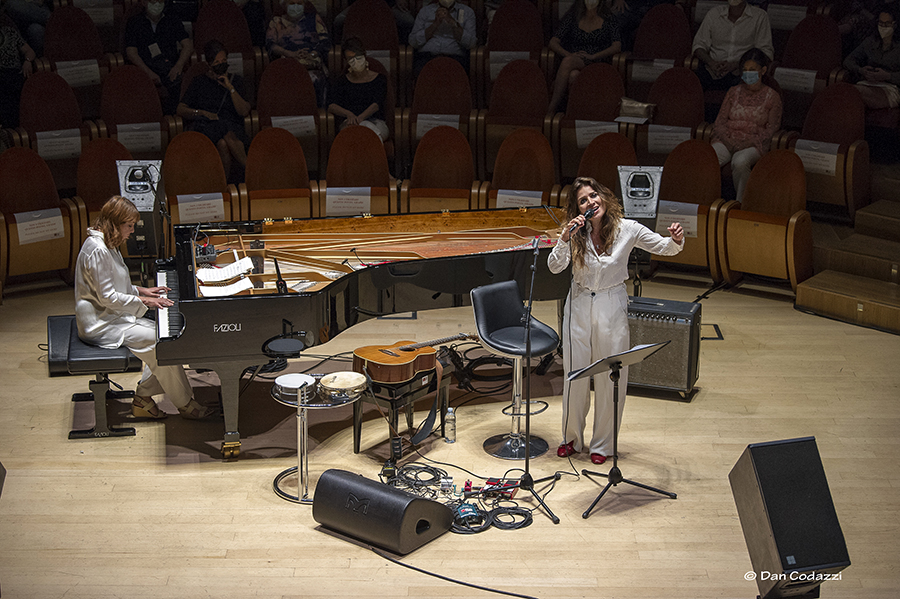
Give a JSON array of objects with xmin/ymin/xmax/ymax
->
[
  {"xmin": 176, "ymin": 40, "xmax": 251, "ymax": 179},
  {"xmin": 327, "ymin": 38, "xmax": 389, "ymax": 142}
]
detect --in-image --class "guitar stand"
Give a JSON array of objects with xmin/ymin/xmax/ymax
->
[{"xmin": 581, "ymin": 362, "xmax": 676, "ymax": 519}]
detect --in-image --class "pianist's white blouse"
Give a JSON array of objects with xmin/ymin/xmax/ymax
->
[{"xmin": 75, "ymin": 228, "xmax": 148, "ymax": 349}]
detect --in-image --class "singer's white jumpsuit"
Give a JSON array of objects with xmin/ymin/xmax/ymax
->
[{"xmin": 547, "ymin": 220, "xmax": 682, "ymax": 456}]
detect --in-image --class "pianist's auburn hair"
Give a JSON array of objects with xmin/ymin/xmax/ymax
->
[
  {"xmin": 93, "ymin": 195, "xmax": 140, "ymax": 249},
  {"xmin": 565, "ymin": 177, "xmax": 623, "ymax": 268}
]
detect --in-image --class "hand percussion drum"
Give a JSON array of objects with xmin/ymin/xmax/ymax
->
[
  {"xmin": 271, "ymin": 373, "xmax": 316, "ymax": 408},
  {"xmin": 318, "ymin": 371, "xmax": 367, "ymax": 405}
]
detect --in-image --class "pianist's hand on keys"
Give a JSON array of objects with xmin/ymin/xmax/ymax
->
[{"xmin": 136, "ymin": 285, "xmax": 173, "ymax": 310}]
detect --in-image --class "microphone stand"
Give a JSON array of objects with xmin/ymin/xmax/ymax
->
[{"xmin": 501, "ymin": 237, "xmax": 561, "ymax": 524}]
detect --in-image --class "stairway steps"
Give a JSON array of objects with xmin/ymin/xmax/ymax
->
[
  {"xmin": 814, "ymin": 233, "xmax": 900, "ymax": 284},
  {"xmin": 796, "ymin": 270, "xmax": 900, "ymax": 334},
  {"xmin": 855, "ymin": 200, "xmax": 900, "ymax": 241}
]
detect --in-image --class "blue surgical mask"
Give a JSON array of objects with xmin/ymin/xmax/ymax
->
[{"xmin": 742, "ymin": 70, "xmax": 760, "ymax": 86}]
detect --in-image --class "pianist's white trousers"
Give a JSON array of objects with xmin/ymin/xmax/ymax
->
[
  {"xmin": 561, "ymin": 284, "xmax": 629, "ymax": 457},
  {"xmin": 123, "ymin": 318, "xmax": 193, "ymax": 409}
]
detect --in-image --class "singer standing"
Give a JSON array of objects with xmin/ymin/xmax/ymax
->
[{"xmin": 547, "ymin": 178, "xmax": 684, "ymax": 464}]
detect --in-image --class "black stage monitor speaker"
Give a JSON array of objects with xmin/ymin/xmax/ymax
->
[
  {"xmin": 312, "ymin": 469, "xmax": 453, "ymax": 555},
  {"xmin": 627, "ymin": 297, "xmax": 701, "ymax": 394},
  {"xmin": 729, "ymin": 437, "xmax": 850, "ymax": 598}
]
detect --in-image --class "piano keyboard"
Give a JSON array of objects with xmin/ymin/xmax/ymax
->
[{"xmin": 156, "ymin": 270, "xmax": 184, "ymax": 339}]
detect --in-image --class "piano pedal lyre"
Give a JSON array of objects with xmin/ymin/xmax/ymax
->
[{"xmin": 222, "ymin": 441, "xmax": 241, "ymax": 459}]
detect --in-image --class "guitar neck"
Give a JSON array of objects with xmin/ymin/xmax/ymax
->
[{"xmin": 398, "ymin": 333, "xmax": 470, "ymax": 351}]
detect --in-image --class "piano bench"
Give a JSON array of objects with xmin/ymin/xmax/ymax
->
[
  {"xmin": 352, "ymin": 366, "xmax": 453, "ymax": 461},
  {"xmin": 47, "ymin": 315, "xmax": 143, "ymax": 440}
]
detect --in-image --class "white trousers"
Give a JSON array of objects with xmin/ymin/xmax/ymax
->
[
  {"xmin": 338, "ymin": 118, "xmax": 390, "ymax": 142},
  {"xmin": 122, "ymin": 318, "xmax": 193, "ymax": 409},
  {"xmin": 561, "ymin": 284, "xmax": 630, "ymax": 456},
  {"xmin": 713, "ymin": 142, "xmax": 761, "ymax": 203}
]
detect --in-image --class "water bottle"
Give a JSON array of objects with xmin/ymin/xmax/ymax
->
[{"xmin": 445, "ymin": 407, "xmax": 456, "ymax": 443}]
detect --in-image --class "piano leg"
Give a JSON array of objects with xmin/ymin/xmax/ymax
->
[{"xmin": 192, "ymin": 361, "xmax": 246, "ymax": 460}]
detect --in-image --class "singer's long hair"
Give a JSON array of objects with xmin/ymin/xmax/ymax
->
[
  {"xmin": 92, "ymin": 195, "xmax": 139, "ymax": 249},
  {"xmin": 564, "ymin": 177, "xmax": 623, "ymax": 268}
]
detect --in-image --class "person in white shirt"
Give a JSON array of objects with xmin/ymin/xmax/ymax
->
[
  {"xmin": 547, "ymin": 178, "xmax": 683, "ymax": 465},
  {"xmin": 692, "ymin": 0, "xmax": 773, "ymax": 92},
  {"xmin": 74, "ymin": 196, "xmax": 215, "ymax": 420},
  {"xmin": 408, "ymin": 0, "xmax": 477, "ymax": 75}
]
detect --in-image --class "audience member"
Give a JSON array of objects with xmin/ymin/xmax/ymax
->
[
  {"xmin": 692, "ymin": 0, "xmax": 772, "ymax": 92},
  {"xmin": 409, "ymin": 0, "xmax": 477, "ymax": 76},
  {"xmin": 710, "ymin": 48, "xmax": 781, "ymax": 202},
  {"xmin": 266, "ymin": 0, "xmax": 331, "ymax": 105},
  {"xmin": 0, "ymin": 16, "xmax": 35, "ymax": 128},
  {"xmin": 2, "ymin": 0, "xmax": 49, "ymax": 56},
  {"xmin": 176, "ymin": 40, "xmax": 251, "ymax": 179},
  {"xmin": 124, "ymin": 0, "xmax": 193, "ymax": 115},
  {"xmin": 328, "ymin": 37, "xmax": 390, "ymax": 142},
  {"xmin": 844, "ymin": 6, "xmax": 900, "ymax": 110},
  {"xmin": 548, "ymin": 0, "xmax": 622, "ymax": 114}
]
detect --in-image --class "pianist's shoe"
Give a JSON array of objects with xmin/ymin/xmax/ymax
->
[
  {"xmin": 178, "ymin": 398, "xmax": 220, "ymax": 420},
  {"xmin": 132, "ymin": 395, "xmax": 168, "ymax": 419}
]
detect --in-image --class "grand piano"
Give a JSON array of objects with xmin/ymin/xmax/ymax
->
[{"xmin": 156, "ymin": 207, "xmax": 571, "ymax": 458}]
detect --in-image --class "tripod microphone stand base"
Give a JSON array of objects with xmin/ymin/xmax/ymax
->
[
  {"xmin": 503, "ymin": 471, "xmax": 562, "ymax": 524},
  {"xmin": 581, "ymin": 466, "xmax": 676, "ymax": 519}
]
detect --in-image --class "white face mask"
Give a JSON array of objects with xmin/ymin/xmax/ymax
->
[
  {"xmin": 348, "ymin": 55, "xmax": 367, "ymax": 72},
  {"xmin": 727, "ymin": 0, "xmax": 743, "ymax": 6},
  {"xmin": 146, "ymin": 1, "xmax": 164, "ymax": 17},
  {"xmin": 286, "ymin": 3, "xmax": 304, "ymax": 19},
  {"xmin": 879, "ymin": 24, "xmax": 895, "ymax": 39},
  {"xmin": 438, "ymin": 0, "xmax": 454, "ymax": 7},
  {"xmin": 584, "ymin": 0, "xmax": 599, "ymax": 8}
]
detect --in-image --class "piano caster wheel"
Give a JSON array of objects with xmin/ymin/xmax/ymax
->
[{"xmin": 222, "ymin": 441, "xmax": 241, "ymax": 459}]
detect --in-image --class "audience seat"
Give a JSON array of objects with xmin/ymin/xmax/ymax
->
[
  {"xmin": 0, "ymin": 147, "xmax": 80, "ymax": 297},
  {"xmin": 716, "ymin": 149, "xmax": 812, "ymax": 292},
  {"xmin": 484, "ymin": 128, "xmax": 560, "ymax": 208},
  {"xmin": 249, "ymin": 57, "xmax": 332, "ymax": 178},
  {"xmin": 571, "ymin": 131, "xmax": 637, "ymax": 200},
  {"xmin": 634, "ymin": 66, "xmax": 706, "ymax": 166},
  {"xmin": 241, "ymin": 127, "xmax": 318, "ymax": 220},
  {"xmin": 193, "ymin": 0, "xmax": 263, "ymax": 103},
  {"xmin": 399, "ymin": 125, "xmax": 482, "ymax": 212},
  {"xmin": 320, "ymin": 125, "xmax": 397, "ymax": 216},
  {"xmin": 71, "ymin": 137, "xmax": 133, "ymax": 251}
]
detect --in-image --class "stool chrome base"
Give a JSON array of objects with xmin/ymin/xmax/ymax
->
[
  {"xmin": 483, "ymin": 432, "xmax": 549, "ymax": 460},
  {"xmin": 273, "ymin": 466, "xmax": 313, "ymax": 504}
]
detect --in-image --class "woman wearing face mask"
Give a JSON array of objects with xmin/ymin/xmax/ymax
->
[
  {"xmin": 548, "ymin": 178, "xmax": 683, "ymax": 465},
  {"xmin": 547, "ymin": 0, "xmax": 622, "ymax": 114},
  {"xmin": 327, "ymin": 38, "xmax": 390, "ymax": 142},
  {"xmin": 176, "ymin": 40, "xmax": 251, "ymax": 179},
  {"xmin": 844, "ymin": 8, "xmax": 900, "ymax": 110},
  {"xmin": 710, "ymin": 47, "xmax": 781, "ymax": 203},
  {"xmin": 266, "ymin": 0, "xmax": 331, "ymax": 105}
]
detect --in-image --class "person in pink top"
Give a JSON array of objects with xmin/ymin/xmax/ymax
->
[{"xmin": 710, "ymin": 47, "xmax": 782, "ymax": 202}]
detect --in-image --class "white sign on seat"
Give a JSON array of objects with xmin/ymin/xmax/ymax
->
[
  {"xmin": 271, "ymin": 115, "xmax": 317, "ymax": 137},
  {"xmin": 116, "ymin": 123, "xmax": 162, "ymax": 153},
  {"xmin": 35, "ymin": 129, "xmax": 82, "ymax": 160},
  {"xmin": 767, "ymin": 3, "xmax": 808, "ymax": 30},
  {"xmin": 55, "ymin": 60, "xmax": 101, "ymax": 87},
  {"xmin": 655, "ymin": 201, "xmax": 699, "ymax": 238},
  {"xmin": 489, "ymin": 51, "xmax": 530, "ymax": 80},
  {"xmin": 794, "ymin": 139, "xmax": 840, "ymax": 176},
  {"xmin": 631, "ymin": 59, "xmax": 675, "ymax": 83},
  {"xmin": 177, "ymin": 193, "xmax": 225, "ymax": 223},
  {"xmin": 15, "ymin": 208, "xmax": 64, "ymax": 245},
  {"xmin": 496, "ymin": 189, "xmax": 542, "ymax": 208},
  {"xmin": 773, "ymin": 67, "xmax": 817, "ymax": 94},
  {"xmin": 415, "ymin": 114, "xmax": 460, "ymax": 139},
  {"xmin": 326, "ymin": 187, "xmax": 372, "ymax": 216},
  {"xmin": 647, "ymin": 125, "xmax": 691, "ymax": 154},
  {"xmin": 574, "ymin": 120, "xmax": 619, "ymax": 149}
]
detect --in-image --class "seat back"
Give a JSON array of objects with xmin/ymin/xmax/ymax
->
[
  {"xmin": 0, "ymin": 147, "xmax": 61, "ymax": 214},
  {"xmin": 44, "ymin": 6, "xmax": 106, "ymax": 63},
  {"xmin": 194, "ymin": 0, "xmax": 255, "ymax": 56},
  {"xmin": 411, "ymin": 56, "xmax": 473, "ymax": 119},
  {"xmin": 488, "ymin": 60, "xmax": 548, "ymax": 124},
  {"xmin": 163, "ymin": 131, "xmax": 228, "ymax": 197},
  {"xmin": 659, "ymin": 139, "xmax": 721, "ymax": 207},
  {"xmin": 410, "ymin": 126, "xmax": 475, "ymax": 190},
  {"xmin": 576, "ymin": 132, "xmax": 637, "ymax": 196},
  {"xmin": 647, "ymin": 67, "xmax": 704, "ymax": 127},
  {"xmin": 470, "ymin": 280, "xmax": 526, "ymax": 342},
  {"xmin": 100, "ymin": 65, "xmax": 165, "ymax": 128},
  {"xmin": 632, "ymin": 4, "xmax": 692, "ymax": 61},
  {"xmin": 325, "ymin": 125, "xmax": 390, "ymax": 187},
  {"xmin": 490, "ymin": 128, "xmax": 556, "ymax": 205},
  {"xmin": 741, "ymin": 149, "xmax": 806, "ymax": 217},
  {"xmin": 342, "ymin": 0, "xmax": 399, "ymax": 51},
  {"xmin": 801, "ymin": 82, "xmax": 865, "ymax": 145},
  {"xmin": 19, "ymin": 72, "xmax": 84, "ymax": 136},
  {"xmin": 485, "ymin": 0, "xmax": 544, "ymax": 55},
  {"xmin": 564, "ymin": 62, "xmax": 623, "ymax": 122},
  {"xmin": 76, "ymin": 138, "xmax": 133, "ymax": 214},
  {"xmin": 246, "ymin": 127, "xmax": 310, "ymax": 191},
  {"xmin": 781, "ymin": 14, "xmax": 841, "ymax": 77}
]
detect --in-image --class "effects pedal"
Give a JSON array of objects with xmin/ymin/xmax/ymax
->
[{"xmin": 483, "ymin": 478, "xmax": 518, "ymax": 499}]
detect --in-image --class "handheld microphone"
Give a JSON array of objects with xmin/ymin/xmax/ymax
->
[{"xmin": 568, "ymin": 207, "xmax": 595, "ymax": 238}]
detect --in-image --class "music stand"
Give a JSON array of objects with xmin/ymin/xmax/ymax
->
[{"xmin": 568, "ymin": 342, "xmax": 678, "ymax": 518}]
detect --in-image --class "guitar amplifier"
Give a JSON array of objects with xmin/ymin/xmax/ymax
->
[{"xmin": 627, "ymin": 296, "xmax": 701, "ymax": 394}]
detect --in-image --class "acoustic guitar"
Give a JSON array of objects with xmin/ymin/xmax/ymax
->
[{"xmin": 353, "ymin": 333, "xmax": 475, "ymax": 384}]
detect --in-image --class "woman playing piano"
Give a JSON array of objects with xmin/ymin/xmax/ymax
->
[
  {"xmin": 74, "ymin": 196, "xmax": 215, "ymax": 420},
  {"xmin": 547, "ymin": 178, "xmax": 684, "ymax": 465}
]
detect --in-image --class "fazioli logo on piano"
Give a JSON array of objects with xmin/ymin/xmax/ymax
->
[{"xmin": 213, "ymin": 323, "xmax": 242, "ymax": 333}]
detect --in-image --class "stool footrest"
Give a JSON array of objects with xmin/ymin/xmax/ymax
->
[{"xmin": 501, "ymin": 400, "xmax": 549, "ymax": 417}]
